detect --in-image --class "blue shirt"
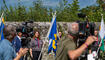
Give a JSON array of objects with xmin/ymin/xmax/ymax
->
[{"xmin": 0, "ymin": 39, "xmax": 16, "ymax": 60}]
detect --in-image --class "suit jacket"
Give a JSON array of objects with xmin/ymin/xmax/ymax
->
[{"xmin": 12, "ymin": 36, "xmax": 21, "ymax": 53}]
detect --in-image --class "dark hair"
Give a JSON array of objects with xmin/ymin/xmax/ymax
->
[{"xmin": 3, "ymin": 25, "xmax": 16, "ymax": 41}]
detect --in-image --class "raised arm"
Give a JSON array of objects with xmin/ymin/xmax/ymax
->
[{"xmin": 68, "ymin": 36, "xmax": 97, "ymax": 60}]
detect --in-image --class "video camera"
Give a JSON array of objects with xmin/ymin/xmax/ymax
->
[
  {"xmin": 16, "ymin": 20, "xmax": 34, "ymax": 48},
  {"xmin": 77, "ymin": 13, "xmax": 95, "ymax": 46},
  {"xmin": 77, "ymin": 13, "xmax": 95, "ymax": 60}
]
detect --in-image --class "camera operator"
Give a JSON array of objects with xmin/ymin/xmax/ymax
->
[
  {"xmin": 0, "ymin": 25, "xmax": 28, "ymax": 60},
  {"xmin": 56, "ymin": 22, "xmax": 97, "ymax": 60}
]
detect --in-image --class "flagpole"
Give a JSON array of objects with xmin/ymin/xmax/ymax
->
[
  {"xmin": 1, "ymin": 20, "xmax": 3, "ymax": 40},
  {"xmin": 96, "ymin": 38, "xmax": 102, "ymax": 58},
  {"xmin": 38, "ymin": 12, "xmax": 57, "ymax": 60},
  {"xmin": 0, "ymin": 12, "xmax": 4, "ymax": 41},
  {"xmin": 46, "ymin": 12, "xmax": 56, "ymax": 38},
  {"xmin": 1, "ymin": 12, "xmax": 4, "ymax": 18},
  {"xmin": 46, "ymin": 12, "xmax": 56, "ymax": 60},
  {"xmin": 38, "ymin": 37, "xmax": 46, "ymax": 60},
  {"xmin": 48, "ymin": 11, "xmax": 57, "ymax": 60},
  {"xmin": 96, "ymin": 14, "xmax": 104, "ymax": 59}
]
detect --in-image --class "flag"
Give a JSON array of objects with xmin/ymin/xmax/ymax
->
[
  {"xmin": 0, "ymin": 18, "xmax": 2, "ymax": 32},
  {"xmin": 99, "ymin": 15, "xmax": 104, "ymax": 51},
  {"xmin": 48, "ymin": 14, "xmax": 58, "ymax": 54},
  {"xmin": 0, "ymin": 16, "xmax": 5, "ymax": 41}
]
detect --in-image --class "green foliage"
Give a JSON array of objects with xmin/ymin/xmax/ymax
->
[
  {"xmin": 0, "ymin": 0, "xmax": 105, "ymax": 22},
  {"xmin": 57, "ymin": 0, "xmax": 79, "ymax": 22}
]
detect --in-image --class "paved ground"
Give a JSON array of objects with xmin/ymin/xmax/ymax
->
[
  {"xmin": 23, "ymin": 38, "xmax": 105, "ymax": 60},
  {"xmin": 41, "ymin": 40, "xmax": 55, "ymax": 60}
]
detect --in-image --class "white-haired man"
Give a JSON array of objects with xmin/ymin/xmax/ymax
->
[
  {"xmin": 0, "ymin": 25, "xmax": 28, "ymax": 60},
  {"xmin": 56, "ymin": 22, "xmax": 97, "ymax": 60}
]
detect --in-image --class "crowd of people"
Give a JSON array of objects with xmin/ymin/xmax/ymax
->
[
  {"xmin": 0, "ymin": 22, "xmax": 104, "ymax": 60},
  {"xmin": 0, "ymin": 25, "xmax": 43, "ymax": 60}
]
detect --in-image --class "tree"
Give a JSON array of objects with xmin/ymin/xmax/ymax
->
[
  {"xmin": 17, "ymin": 5, "xmax": 27, "ymax": 21},
  {"xmin": 32, "ymin": 0, "xmax": 49, "ymax": 22},
  {"xmin": 57, "ymin": 0, "xmax": 80, "ymax": 22},
  {"xmin": 1, "ymin": 0, "xmax": 105, "ymax": 22}
]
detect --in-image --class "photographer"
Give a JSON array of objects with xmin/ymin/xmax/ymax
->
[
  {"xmin": 0, "ymin": 25, "xmax": 28, "ymax": 60},
  {"xmin": 56, "ymin": 22, "xmax": 97, "ymax": 60}
]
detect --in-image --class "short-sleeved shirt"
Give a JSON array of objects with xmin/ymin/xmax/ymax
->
[
  {"xmin": 0, "ymin": 39, "xmax": 16, "ymax": 60},
  {"xmin": 56, "ymin": 36, "xmax": 76, "ymax": 60}
]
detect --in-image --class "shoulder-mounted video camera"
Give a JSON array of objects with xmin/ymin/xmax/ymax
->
[
  {"xmin": 77, "ymin": 13, "xmax": 95, "ymax": 46},
  {"xmin": 16, "ymin": 20, "xmax": 34, "ymax": 48},
  {"xmin": 77, "ymin": 13, "xmax": 96, "ymax": 60}
]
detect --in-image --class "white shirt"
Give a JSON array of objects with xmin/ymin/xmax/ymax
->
[{"xmin": 17, "ymin": 36, "xmax": 21, "ymax": 41}]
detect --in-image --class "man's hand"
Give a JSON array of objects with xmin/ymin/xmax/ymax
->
[
  {"xmin": 85, "ymin": 36, "xmax": 97, "ymax": 45},
  {"xmin": 68, "ymin": 36, "xmax": 97, "ymax": 60},
  {"xmin": 30, "ymin": 48, "xmax": 33, "ymax": 58},
  {"xmin": 18, "ymin": 48, "xmax": 28, "ymax": 56},
  {"xmin": 14, "ymin": 48, "xmax": 28, "ymax": 60}
]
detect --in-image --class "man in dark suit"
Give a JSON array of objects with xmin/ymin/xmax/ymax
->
[
  {"xmin": 12, "ymin": 32, "xmax": 22, "ymax": 53},
  {"xmin": 12, "ymin": 31, "xmax": 23, "ymax": 60}
]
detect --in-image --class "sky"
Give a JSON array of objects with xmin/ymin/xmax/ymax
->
[{"xmin": 0, "ymin": 0, "xmax": 97, "ymax": 10}]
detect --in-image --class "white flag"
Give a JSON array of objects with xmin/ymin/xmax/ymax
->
[{"xmin": 99, "ymin": 15, "xmax": 105, "ymax": 39}]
